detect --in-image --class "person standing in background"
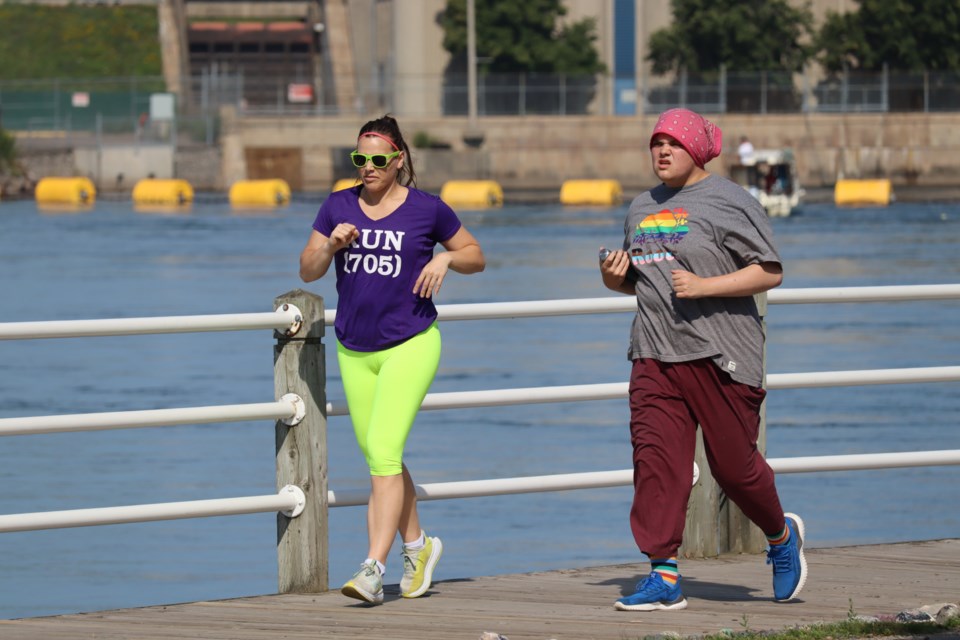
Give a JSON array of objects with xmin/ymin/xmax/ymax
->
[
  {"xmin": 599, "ymin": 108, "xmax": 806, "ymax": 612},
  {"xmin": 738, "ymin": 135, "xmax": 755, "ymax": 164},
  {"xmin": 300, "ymin": 114, "xmax": 485, "ymax": 605}
]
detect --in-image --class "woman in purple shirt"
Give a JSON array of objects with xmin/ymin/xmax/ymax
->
[{"xmin": 300, "ymin": 115, "xmax": 485, "ymax": 605}]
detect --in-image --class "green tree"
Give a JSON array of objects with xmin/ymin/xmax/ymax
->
[
  {"xmin": 0, "ymin": 5, "xmax": 161, "ymax": 79},
  {"xmin": 646, "ymin": 0, "xmax": 814, "ymax": 75},
  {"xmin": 816, "ymin": 0, "xmax": 960, "ymax": 72},
  {"xmin": 439, "ymin": 0, "xmax": 606, "ymax": 74}
]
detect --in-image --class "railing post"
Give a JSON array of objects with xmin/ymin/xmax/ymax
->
[
  {"xmin": 679, "ymin": 67, "xmax": 688, "ymax": 108},
  {"xmin": 761, "ymin": 70, "xmax": 767, "ymax": 115},
  {"xmin": 719, "ymin": 64, "xmax": 727, "ymax": 113},
  {"xmin": 274, "ymin": 289, "xmax": 328, "ymax": 592},
  {"xmin": 680, "ymin": 292, "xmax": 768, "ymax": 558}
]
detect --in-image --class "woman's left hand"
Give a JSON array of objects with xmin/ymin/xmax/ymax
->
[
  {"xmin": 672, "ymin": 263, "xmax": 782, "ymax": 299},
  {"xmin": 413, "ymin": 253, "xmax": 452, "ymax": 298},
  {"xmin": 671, "ymin": 269, "xmax": 707, "ymax": 299}
]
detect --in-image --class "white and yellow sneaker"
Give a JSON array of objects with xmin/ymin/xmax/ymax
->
[
  {"xmin": 400, "ymin": 532, "xmax": 443, "ymax": 598},
  {"xmin": 341, "ymin": 560, "xmax": 384, "ymax": 604}
]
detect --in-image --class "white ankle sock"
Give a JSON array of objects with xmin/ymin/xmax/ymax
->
[
  {"xmin": 404, "ymin": 532, "xmax": 425, "ymax": 550},
  {"xmin": 364, "ymin": 558, "xmax": 386, "ymax": 577}
]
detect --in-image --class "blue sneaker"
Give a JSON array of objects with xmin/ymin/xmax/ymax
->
[
  {"xmin": 614, "ymin": 572, "xmax": 688, "ymax": 611},
  {"xmin": 767, "ymin": 512, "xmax": 807, "ymax": 602}
]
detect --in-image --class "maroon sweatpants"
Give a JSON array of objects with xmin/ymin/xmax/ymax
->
[{"xmin": 628, "ymin": 357, "xmax": 786, "ymax": 558}]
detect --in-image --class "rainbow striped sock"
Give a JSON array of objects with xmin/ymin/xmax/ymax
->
[
  {"xmin": 651, "ymin": 557, "xmax": 679, "ymax": 585},
  {"xmin": 766, "ymin": 524, "xmax": 791, "ymax": 546}
]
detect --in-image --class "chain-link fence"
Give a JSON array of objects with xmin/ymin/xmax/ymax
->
[
  {"xmin": 242, "ymin": 67, "xmax": 960, "ymax": 117},
  {"xmin": 0, "ymin": 77, "xmax": 164, "ymax": 132},
  {"xmin": 2, "ymin": 68, "xmax": 959, "ymax": 134},
  {"xmin": 0, "ymin": 76, "xmax": 224, "ymax": 146}
]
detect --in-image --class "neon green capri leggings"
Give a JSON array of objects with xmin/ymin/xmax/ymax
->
[{"xmin": 336, "ymin": 322, "xmax": 441, "ymax": 476}]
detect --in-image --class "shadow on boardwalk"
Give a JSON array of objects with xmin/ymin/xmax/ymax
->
[{"xmin": 2, "ymin": 539, "xmax": 957, "ymax": 640}]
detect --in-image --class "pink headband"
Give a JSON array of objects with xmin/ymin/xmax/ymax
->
[
  {"xmin": 650, "ymin": 108, "xmax": 722, "ymax": 168},
  {"xmin": 359, "ymin": 132, "xmax": 399, "ymax": 151}
]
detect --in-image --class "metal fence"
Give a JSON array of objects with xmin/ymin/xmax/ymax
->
[
  {"xmin": 0, "ymin": 75, "xmax": 226, "ymax": 145},
  {"xmin": 0, "ymin": 76, "xmax": 164, "ymax": 132},
  {"xmin": 2, "ymin": 68, "xmax": 959, "ymax": 132},
  {"xmin": 261, "ymin": 67, "xmax": 960, "ymax": 117}
]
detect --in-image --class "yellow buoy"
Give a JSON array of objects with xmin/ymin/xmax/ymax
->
[
  {"xmin": 559, "ymin": 179, "xmax": 623, "ymax": 206},
  {"xmin": 439, "ymin": 180, "xmax": 503, "ymax": 208},
  {"xmin": 332, "ymin": 178, "xmax": 361, "ymax": 192},
  {"xmin": 229, "ymin": 179, "xmax": 291, "ymax": 207},
  {"xmin": 132, "ymin": 179, "xmax": 194, "ymax": 206},
  {"xmin": 834, "ymin": 179, "xmax": 893, "ymax": 206},
  {"xmin": 35, "ymin": 177, "xmax": 96, "ymax": 206}
]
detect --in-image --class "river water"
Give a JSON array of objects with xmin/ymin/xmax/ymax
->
[{"xmin": 0, "ymin": 196, "xmax": 958, "ymax": 619}]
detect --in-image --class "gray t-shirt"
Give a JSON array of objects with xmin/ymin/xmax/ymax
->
[{"xmin": 623, "ymin": 174, "xmax": 781, "ymax": 387}]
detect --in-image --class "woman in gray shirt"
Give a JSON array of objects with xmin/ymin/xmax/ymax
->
[{"xmin": 599, "ymin": 108, "xmax": 806, "ymax": 612}]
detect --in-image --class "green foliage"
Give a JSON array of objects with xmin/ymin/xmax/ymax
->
[
  {"xmin": 816, "ymin": 0, "xmax": 960, "ymax": 72},
  {"xmin": 412, "ymin": 131, "xmax": 451, "ymax": 149},
  {"xmin": 439, "ymin": 0, "xmax": 606, "ymax": 74},
  {"xmin": 0, "ymin": 127, "xmax": 16, "ymax": 174},
  {"xmin": 700, "ymin": 614, "xmax": 960, "ymax": 640},
  {"xmin": 0, "ymin": 4, "xmax": 161, "ymax": 79},
  {"xmin": 413, "ymin": 131, "xmax": 434, "ymax": 148},
  {"xmin": 646, "ymin": 0, "xmax": 814, "ymax": 75}
]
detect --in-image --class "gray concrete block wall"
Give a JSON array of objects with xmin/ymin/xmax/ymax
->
[{"xmin": 218, "ymin": 112, "xmax": 960, "ymax": 192}]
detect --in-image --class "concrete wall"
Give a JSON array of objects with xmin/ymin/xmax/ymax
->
[
  {"xmin": 14, "ymin": 111, "xmax": 959, "ymax": 195},
  {"xmin": 73, "ymin": 145, "xmax": 175, "ymax": 189},
  {"xmin": 10, "ymin": 146, "xmax": 166, "ymax": 192},
  {"xmin": 16, "ymin": 143, "xmax": 220, "ymax": 192},
  {"xmin": 390, "ymin": 0, "xmax": 448, "ymax": 118},
  {"xmin": 219, "ymin": 111, "xmax": 960, "ymax": 193}
]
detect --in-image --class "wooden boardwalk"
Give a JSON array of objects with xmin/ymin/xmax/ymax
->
[{"xmin": 2, "ymin": 539, "xmax": 958, "ymax": 640}]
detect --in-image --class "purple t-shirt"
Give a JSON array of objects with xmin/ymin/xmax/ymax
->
[{"xmin": 312, "ymin": 186, "xmax": 463, "ymax": 351}]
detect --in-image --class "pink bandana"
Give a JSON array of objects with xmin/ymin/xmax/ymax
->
[{"xmin": 650, "ymin": 108, "xmax": 722, "ymax": 168}]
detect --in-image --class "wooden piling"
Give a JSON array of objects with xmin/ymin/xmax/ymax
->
[
  {"xmin": 680, "ymin": 292, "xmax": 769, "ymax": 557},
  {"xmin": 273, "ymin": 289, "xmax": 328, "ymax": 592}
]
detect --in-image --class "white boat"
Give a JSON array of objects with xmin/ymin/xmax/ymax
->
[{"xmin": 729, "ymin": 149, "xmax": 804, "ymax": 217}]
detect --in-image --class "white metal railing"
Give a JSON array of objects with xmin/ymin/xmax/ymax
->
[
  {"xmin": 0, "ymin": 486, "xmax": 306, "ymax": 533},
  {"xmin": 767, "ymin": 284, "xmax": 960, "ymax": 304},
  {"xmin": 0, "ymin": 396, "xmax": 305, "ymax": 437},
  {"xmin": 0, "ymin": 284, "xmax": 957, "ymax": 534},
  {"xmin": 318, "ymin": 284, "xmax": 960, "ymax": 324},
  {"xmin": 0, "ymin": 306, "xmax": 302, "ymax": 341},
  {"xmin": 3, "ymin": 285, "xmax": 956, "ymax": 340},
  {"xmin": 324, "ymin": 366, "xmax": 960, "ymax": 416},
  {"xmin": 326, "ymin": 449, "xmax": 960, "ymax": 507}
]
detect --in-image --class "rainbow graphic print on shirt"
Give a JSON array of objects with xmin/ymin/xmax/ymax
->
[{"xmin": 630, "ymin": 207, "xmax": 689, "ymax": 267}]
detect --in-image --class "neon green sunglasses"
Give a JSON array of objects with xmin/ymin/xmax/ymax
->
[{"xmin": 350, "ymin": 150, "xmax": 401, "ymax": 169}]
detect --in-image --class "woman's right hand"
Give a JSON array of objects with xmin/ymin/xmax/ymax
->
[
  {"xmin": 599, "ymin": 247, "xmax": 634, "ymax": 294},
  {"xmin": 326, "ymin": 223, "xmax": 360, "ymax": 252},
  {"xmin": 300, "ymin": 225, "xmax": 358, "ymax": 283}
]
